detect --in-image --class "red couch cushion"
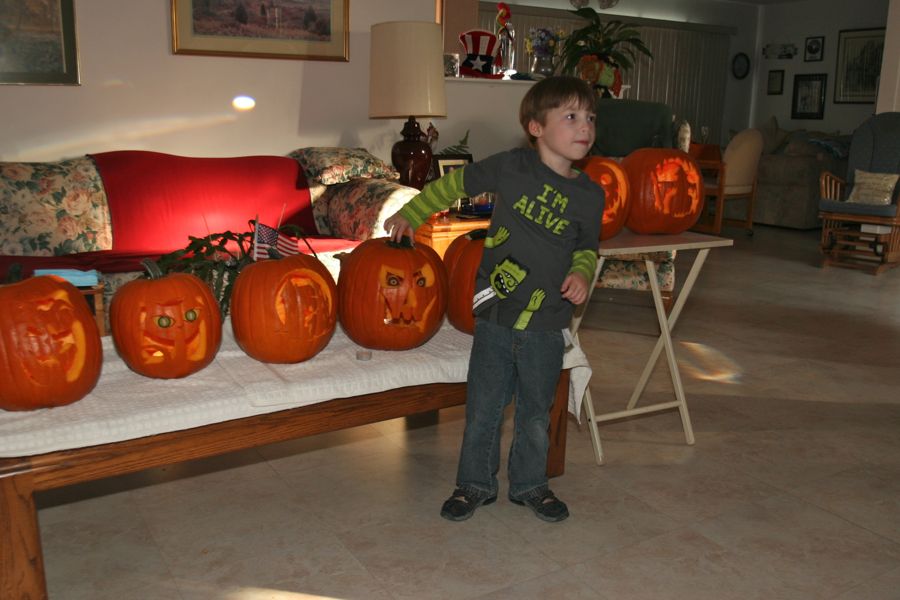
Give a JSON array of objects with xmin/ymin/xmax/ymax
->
[{"xmin": 90, "ymin": 151, "xmax": 317, "ymax": 254}]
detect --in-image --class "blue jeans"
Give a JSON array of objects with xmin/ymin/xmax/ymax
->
[{"xmin": 456, "ymin": 319, "xmax": 564, "ymax": 499}]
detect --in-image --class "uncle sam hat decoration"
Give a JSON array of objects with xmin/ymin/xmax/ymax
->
[{"xmin": 458, "ymin": 29, "xmax": 503, "ymax": 79}]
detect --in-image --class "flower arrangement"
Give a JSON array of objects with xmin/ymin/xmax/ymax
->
[{"xmin": 526, "ymin": 27, "xmax": 561, "ymax": 59}]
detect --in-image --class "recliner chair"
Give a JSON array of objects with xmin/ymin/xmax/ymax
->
[{"xmin": 819, "ymin": 112, "xmax": 900, "ymax": 274}]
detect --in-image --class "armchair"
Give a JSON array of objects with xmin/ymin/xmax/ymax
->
[{"xmin": 818, "ymin": 112, "xmax": 900, "ymax": 274}]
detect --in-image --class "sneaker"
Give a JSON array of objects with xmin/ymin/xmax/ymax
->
[
  {"xmin": 440, "ymin": 488, "xmax": 497, "ymax": 521},
  {"xmin": 509, "ymin": 489, "xmax": 569, "ymax": 522}
]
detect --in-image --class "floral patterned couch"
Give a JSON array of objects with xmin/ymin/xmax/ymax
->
[{"xmin": 0, "ymin": 148, "xmax": 419, "ymax": 320}]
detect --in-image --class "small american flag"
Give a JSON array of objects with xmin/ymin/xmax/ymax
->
[{"xmin": 253, "ymin": 220, "xmax": 300, "ymax": 260}]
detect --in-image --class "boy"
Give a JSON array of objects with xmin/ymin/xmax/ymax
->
[{"xmin": 384, "ymin": 76, "xmax": 604, "ymax": 522}]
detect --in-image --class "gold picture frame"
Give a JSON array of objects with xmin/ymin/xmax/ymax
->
[
  {"xmin": 171, "ymin": 0, "xmax": 349, "ymax": 62},
  {"xmin": 0, "ymin": 0, "xmax": 79, "ymax": 85}
]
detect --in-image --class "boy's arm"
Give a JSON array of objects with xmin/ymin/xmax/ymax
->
[
  {"xmin": 397, "ymin": 169, "xmax": 467, "ymax": 224},
  {"xmin": 385, "ymin": 168, "xmax": 467, "ymax": 242},
  {"xmin": 569, "ymin": 248, "xmax": 597, "ymax": 286}
]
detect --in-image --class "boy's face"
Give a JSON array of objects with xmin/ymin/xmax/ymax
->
[{"xmin": 529, "ymin": 100, "xmax": 596, "ymax": 167}]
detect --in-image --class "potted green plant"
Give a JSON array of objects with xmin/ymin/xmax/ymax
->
[{"xmin": 557, "ymin": 7, "xmax": 652, "ymax": 97}]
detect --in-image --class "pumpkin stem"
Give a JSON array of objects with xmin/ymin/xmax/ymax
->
[
  {"xmin": 386, "ymin": 236, "xmax": 415, "ymax": 249},
  {"xmin": 141, "ymin": 258, "xmax": 165, "ymax": 280}
]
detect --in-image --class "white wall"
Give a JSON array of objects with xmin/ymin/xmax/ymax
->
[
  {"xmin": 1, "ymin": 0, "xmax": 893, "ymax": 164},
  {"xmin": 753, "ymin": 0, "xmax": 890, "ymax": 133},
  {"xmin": 0, "ymin": 0, "xmax": 434, "ymax": 162}
]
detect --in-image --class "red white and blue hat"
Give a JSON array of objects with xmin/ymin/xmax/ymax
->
[{"xmin": 458, "ymin": 29, "xmax": 502, "ymax": 79}]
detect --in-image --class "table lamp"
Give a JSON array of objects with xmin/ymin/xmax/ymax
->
[{"xmin": 369, "ymin": 21, "xmax": 447, "ymax": 190}]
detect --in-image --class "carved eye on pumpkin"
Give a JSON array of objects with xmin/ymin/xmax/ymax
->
[
  {"xmin": 185, "ymin": 309, "xmax": 198, "ymax": 322},
  {"xmin": 386, "ymin": 273, "xmax": 402, "ymax": 287},
  {"xmin": 156, "ymin": 315, "xmax": 174, "ymax": 328}
]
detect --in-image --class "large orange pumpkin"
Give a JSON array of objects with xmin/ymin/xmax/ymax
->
[
  {"xmin": 443, "ymin": 229, "xmax": 485, "ymax": 335},
  {"xmin": 622, "ymin": 148, "xmax": 703, "ymax": 234},
  {"xmin": 338, "ymin": 237, "xmax": 448, "ymax": 350},
  {"xmin": 0, "ymin": 276, "xmax": 102, "ymax": 411},
  {"xmin": 110, "ymin": 263, "xmax": 222, "ymax": 379},
  {"xmin": 576, "ymin": 156, "xmax": 630, "ymax": 240},
  {"xmin": 230, "ymin": 254, "xmax": 337, "ymax": 363}
]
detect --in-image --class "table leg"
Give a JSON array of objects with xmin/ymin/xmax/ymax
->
[
  {"xmin": 546, "ymin": 369, "xmax": 570, "ymax": 477},
  {"xmin": 646, "ymin": 259, "xmax": 695, "ymax": 445},
  {"xmin": 1, "ymin": 473, "xmax": 47, "ymax": 600}
]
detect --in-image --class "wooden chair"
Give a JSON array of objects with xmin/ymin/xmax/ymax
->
[
  {"xmin": 819, "ymin": 112, "xmax": 900, "ymax": 274},
  {"xmin": 692, "ymin": 128, "xmax": 764, "ymax": 235}
]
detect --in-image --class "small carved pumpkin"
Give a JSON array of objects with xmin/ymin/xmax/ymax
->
[
  {"xmin": 443, "ymin": 230, "xmax": 485, "ymax": 335},
  {"xmin": 0, "ymin": 276, "xmax": 102, "ymax": 411},
  {"xmin": 110, "ymin": 262, "xmax": 222, "ymax": 379},
  {"xmin": 577, "ymin": 156, "xmax": 630, "ymax": 240},
  {"xmin": 338, "ymin": 237, "xmax": 448, "ymax": 350},
  {"xmin": 231, "ymin": 254, "xmax": 337, "ymax": 363},
  {"xmin": 623, "ymin": 148, "xmax": 703, "ymax": 234}
]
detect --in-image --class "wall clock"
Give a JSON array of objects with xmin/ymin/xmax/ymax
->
[{"xmin": 732, "ymin": 52, "xmax": 750, "ymax": 80}]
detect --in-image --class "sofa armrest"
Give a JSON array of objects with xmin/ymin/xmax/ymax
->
[{"xmin": 316, "ymin": 178, "xmax": 419, "ymax": 241}]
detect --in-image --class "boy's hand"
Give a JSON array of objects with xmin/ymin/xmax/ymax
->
[
  {"xmin": 384, "ymin": 212, "xmax": 414, "ymax": 243},
  {"xmin": 560, "ymin": 272, "xmax": 589, "ymax": 305}
]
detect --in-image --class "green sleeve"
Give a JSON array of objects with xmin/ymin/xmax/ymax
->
[
  {"xmin": 397, "ymin": 168, "xmax": 467, "ymax": 230},
  {"xmin": 569, "ymin": 248, "xmax": 597, "ymax": 284}
]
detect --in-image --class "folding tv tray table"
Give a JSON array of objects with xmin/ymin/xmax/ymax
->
[{"xmin": 570, "ymin": 230, "xmax": 733, "ymax": 464}]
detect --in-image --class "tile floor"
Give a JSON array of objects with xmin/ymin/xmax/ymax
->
[{"xmin": 37, "ymin": 226, "xmax": 900, "ymax": 600}]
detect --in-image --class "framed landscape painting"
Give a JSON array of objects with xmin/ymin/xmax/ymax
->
[
  {"xmin": 171, "ymin": 0, "xmax": 349, "ymax": 61},
  {"xmin": 834, "ymin": 28, "xmax": 884, "ymax": 103},
  {"xmin": 0, "ymin": 0, "xmax": 79, "ymax": 85}
]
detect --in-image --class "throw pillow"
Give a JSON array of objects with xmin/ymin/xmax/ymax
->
[
  {"xmin": 0, "ymin": 157, "xmax": 113, "ymax": 257},
  {"xmin": 288, "ymin": 147, "xmax": 399, "ymax": 186},
  {"xmin": 846, "ymin": 170, "xmax": 900, "ymax": 205}
]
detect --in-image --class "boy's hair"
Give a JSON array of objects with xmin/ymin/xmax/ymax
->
[{"xmin": 519, "ymin": 76, "xmax": 596, "ymax": 146}]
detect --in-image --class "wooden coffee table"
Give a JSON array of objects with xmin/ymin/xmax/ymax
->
[{"xmin": 414, "ymin": 214, "xmax": 491, "ymax": 258}]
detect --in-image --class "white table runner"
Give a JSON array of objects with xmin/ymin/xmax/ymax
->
[{"xmin": 0, "ymin": 319, "xmax": 591, "ymax": 457}]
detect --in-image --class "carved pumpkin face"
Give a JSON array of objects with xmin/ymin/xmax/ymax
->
[
  {"xmin": 0, "ymin": 276, "xmax": 102, "ymax": 411},
  {"xmin": 577, "ymin": 156, "xmax": 630, "ymax": 240},
  {"xmin": 110, "ymin": 272, "xmax": 222, "ymax": 379},
  {"xmin": 230, "ymin": 254, "xmax": 337, "ymax": 363},
  {"xmin": 443, "ymin": 230, "xmax": 485, "ymax": 335},
  {"xmin": 338, "ymin": 238, "xmax": 448, "ymax": 350},
  {"xmin": 623, "ymin": 148, "xmax": 703, "ymax": 234}
]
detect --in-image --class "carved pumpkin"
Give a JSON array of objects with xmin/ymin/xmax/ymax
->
[
  {"xmin": 0, "ymin": 276, "xmax": 102, "ymax": 411},
  {"xmin": 576, "ymin": 156, "xmax": 630, "ymax": 240},
  {"xmin": 231, "ymin": 254, "xmax": 337, "ymax": 363},
  {"xmin": 110, "ymin": 263, "xmax": 222, "ymax": 379},
  {"xmin": 444, "ymin": 230, "xmax": 485, "ymax": 335},
  {"xmin": 338, "ymin": 237, "xmax": 448, "ymax": 350},
  {"xmin": 623, "ymin": 148, "xmax": 703, "ymax": 234}
]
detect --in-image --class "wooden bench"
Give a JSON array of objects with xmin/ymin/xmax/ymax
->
[{"xmin": 0, "ymin": 373, "xmax": 570, "ymax": 599}]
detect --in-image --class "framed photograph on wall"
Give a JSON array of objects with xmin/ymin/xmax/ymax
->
[
  {"xmin": 767, "ymin": 70, "xmax": 785, "ymax": 95},
  {"xmin": 171, "ymin": 0, "xmax": 349, "ymax": 62},
  {"xmin": 791, "ymin": 73, "xmax": 827, "ymax": 120},
  {"xmin": 833, "ymin": 28, "xmax": 885, "ymax": 103},
  {"xmin": 0, "ymin": 0, "xmax": 79, "ymax": 85},
  {"xmin": 804, "ymin": 36, "xmax": 824, "ymax": 62}
]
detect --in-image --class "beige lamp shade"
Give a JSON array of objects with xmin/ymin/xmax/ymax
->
[{"xmin": 369, "ymin": 21, "xmax": 447, "ymax": 118}]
